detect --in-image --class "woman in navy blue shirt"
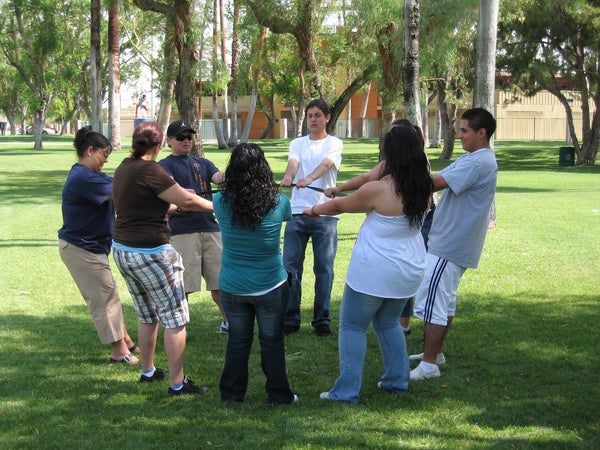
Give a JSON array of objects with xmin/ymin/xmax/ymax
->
[{"xmin": 59, "ymin": 128, "xmax": 139, "ymax": 365}]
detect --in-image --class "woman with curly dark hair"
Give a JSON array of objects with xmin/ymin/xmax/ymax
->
[
  {"xmin": 304, "ymin": 125, "xmax": 433, "ymax": 403},
  {"xmin": 214, "ymin": 143, "xmax": 297, "ymax": 406}
]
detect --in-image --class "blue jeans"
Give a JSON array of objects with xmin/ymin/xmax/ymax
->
[
  {"xmin": 282, "ymin": 215, "xmax": 338, "ymax": 328},
  {"xmin": 328, "ymin": 284, "xmax": 410, "ymax": 403},
  {"xmin": 219, "ymin": 285, "xmax": 295, "ymax": 405}
]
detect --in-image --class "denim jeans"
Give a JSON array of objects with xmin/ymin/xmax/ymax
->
[
  {"xmin": 328, "ymin": 284, "xmax": 410, "ymax": 403},
  {"xmin": 219, "ymin": 284, "xmax": 295, "ymax": 404},
  {"xmin": 282, "ymin": 215, "xmax": 338, "ymax": 328}
]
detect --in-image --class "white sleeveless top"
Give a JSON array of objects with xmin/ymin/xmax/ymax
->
[{"xmin": 345, "ymin": 210, "xmax": 426, "ymax": 299}]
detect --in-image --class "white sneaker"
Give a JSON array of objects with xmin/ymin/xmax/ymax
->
[
  {"xmin": 410, "ymin": 364, "xmax": 441, "ymax": 381},
  {"xmin": 220, "ymin": 322, "xmax": 229, "ymax": 334},
  {"xmin": 293, "ymin": 394, "xmax": 299, "ymax": 402},
  {"xmin": 319, "ymin": 392, "xmax": 331, "ymax": 400},
  {"xmin": 408, "ymin": 352, "xmax": 446, "ymax": 365}
]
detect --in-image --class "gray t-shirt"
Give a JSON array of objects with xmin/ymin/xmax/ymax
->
[{"xmin": 427, "ymin": 147, "xmax": 497, "ymax": 268}]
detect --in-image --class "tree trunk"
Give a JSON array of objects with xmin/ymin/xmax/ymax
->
[
  {"xmin": 240, "ymin": 26, "xmax": 267, "ymax": 143},
  {"xmin": 258, "ymin": 94, "xmax": 276, "ymax": 139},
  {"xmin": 218, "ymin": 0, "xmax": 229, "ymax": 144},
  {"xmin": 108, "ymin": 0, "xmax": 121, "ymax": 151},
  {"xmin": 431, "ymin": 104, "xmax": 441, "ymax": 147},
  {"xmin": 212, "ymin": 94, "xmax": 226, "ymax": 148},
  {"xmin": 90, "ymin": 0, "xmax": 103, "ymax": 133},
  {"xmin": 156, "ymin": 25, "xmax": 177, "ymax": 141},
  {"xmin": 379, "ymin": 100, "xmax": 397, "ymax": 153},
  {"xmin": 227, "ymin": 0, "xmax": 240, "ymax": 147},
  {"xmin": 474, "ymin": 0, "xmax": 499, "ymax": 228},
  {"xmin": 358, "ymin": 83, "xmax": 370, "ymax": 138},
  {"xmin": 402, "ymin": 0, "xmax": 422, "ymax": 127},
  {"xmin": 473, "ymin": 0, "xmax": 499, "ymax": 115},
  {"xmin": 327, "ymin": 65, "xmax": 376, "ymax": 136},
  {"xmin": 134, "ymin": 0, "xmax": 204, "ymax": 156},
  {"xmin": 438, "ymin": 81, "xmax": 456, "ymax": 159},
  {"xmin": 421, "ymin": 97, "xmax": 429, "ymax": 148}
]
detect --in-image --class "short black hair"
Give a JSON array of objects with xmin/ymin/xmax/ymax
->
[
  {"xmin": 305, "ymin": 98, "xmax": 331, "ymax": 116},
  {"xmin": 461, "ymin": 108, "xmax": 496, "ymax": 141}
]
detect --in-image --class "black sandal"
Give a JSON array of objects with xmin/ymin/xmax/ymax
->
[
  {"xmin": 110, "ymin": 353, "xmax": 136, "ymax": 364},
  {"xmin": 128, "ymin": 345, "xmax": 139, "ymax": 353}
]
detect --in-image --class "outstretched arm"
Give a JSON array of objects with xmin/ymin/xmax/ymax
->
[
  {"xmin": 303, "ymin": 181, "xmax": 380, "ymax": 217},
  {"xmin": 324, "ymin": 161, "xmax": 385, "ymax": 198},
  {"xmin": 280, "ymin": 158, "xmax": 299, "ymax": 187}
]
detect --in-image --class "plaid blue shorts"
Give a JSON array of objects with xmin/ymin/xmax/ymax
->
[{"xmin": 113, "ymin": 245, "xmax": 189, "ymax": 328}]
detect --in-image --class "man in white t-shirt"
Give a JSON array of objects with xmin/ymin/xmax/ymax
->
[
  {"xmin": 410, "ymin": 108, "xmax": 498, "ymax": 380},
  {"xmin": 280, "ymin": 99, "xmax": 343, "ymax": 337}
]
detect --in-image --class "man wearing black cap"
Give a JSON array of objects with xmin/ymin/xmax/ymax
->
[{"xmin": 158, "ymin": 120, "xmax": 229, "ymax": 334}]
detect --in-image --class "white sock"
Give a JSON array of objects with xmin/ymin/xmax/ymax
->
[
  {"xmin": 419, "ymin": 361, "xmax": 438, "ymax": 372},
  {"xmin": 142, "ymin": 366, "xmax": 156, "ymax": 377}
]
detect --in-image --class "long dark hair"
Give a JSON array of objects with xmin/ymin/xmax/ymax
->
[
  {"xmin": 73, "ymin": 127, "xmax": 111, "ymax": 157},
  {"xmin": 221, "ymin": 143, "xmax": 280, "ymax": 229},
  {"xmin": 381, "ymin": 126, "xmax": 433, "ymax": 228},
  {"xmin": 131, "ymin": 121, "xmax": 162, "ymax": 158}
]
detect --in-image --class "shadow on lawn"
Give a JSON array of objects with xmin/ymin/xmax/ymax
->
[
  {"xmin": 0, "ymin": 170, "xmax": 66, "ymax": 203},
  {"xmin": 407, "ymin": 290, "xmax": 600, "ymax": 444},
  {"xmin": 2, "ymin": 290, "xmax": 598, "ymax": 447},
  {"xmin": 0, "ymin": 238, "xmax": 57, "ymax": 248}
]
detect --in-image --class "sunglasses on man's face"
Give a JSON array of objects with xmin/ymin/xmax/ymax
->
[{"xmin": 175, "ymin": 134, "xmax": 193, "ymax": 141}]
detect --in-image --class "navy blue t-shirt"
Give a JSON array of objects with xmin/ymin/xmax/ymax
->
[
  {"xmin": 58, "ymin": 164, "xmax": 114, "ymax": 254},
  {"xmin": 158, "ymin": 154, "xmax": 221, "ymax": 235}
]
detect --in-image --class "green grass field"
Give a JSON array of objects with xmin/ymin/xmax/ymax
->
[{"xmin": 0, "ymin": 135, "xmax": 599, "ymax": 449}]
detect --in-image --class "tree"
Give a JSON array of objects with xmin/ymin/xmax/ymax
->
[
  {"xmin": 244, "ymin": 0, "xmax": 325, "ymax": 98},
  {"xmin": 0, "ymin": 0, "xmax": 90, "ymax": 149},
  {"xmin": 474, "ymin": 0, "xmax": 499, "ymax": 229},
  {"xmin": 0, "ymin": 64, "xmax": 29, "ymax": 135},
  {"xmin": 240, "ymin": 26, "xmax": 268, "ymax": 143},
  {"xmin": 419, "ymin": 0, "xmax": 478, "ymax": 159},
  {"xmin": 108, "ymin": 0, "xmax": 121, "ymax": 150},
  {"xmin": 227, "ymin": 0, "xmax": 241, "ymax": 147},
  {"xmin": 402, "ymin": 0, "xmax": 422, "ymax": 127},
  {"xmin": 473, "ymin": 0, "xmax": 499, "ymax": 114},
  {"xmin": 498, "ymin": 0, "xmax": 600, "ymax": 165},
  {"xmin": 133, "ymin": 0, "xmax": 205, "ymax": 156},
  {"xmin": 211, "ymin": 0, "xmax": 228, "ymax": 149},
  {"xmin": 91, "ymin": 0, "xmax": 103, "ymax": 132}
]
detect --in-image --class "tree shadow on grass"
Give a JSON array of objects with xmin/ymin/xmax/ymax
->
[
  {"xmin": 397, "ymin": 291, "xmax": 600, "ymax": 445},
  {"xmin": 2, "ymin": 291, "xmax": 598, "ymax": 448},
  {"xmin": 0, "ymin": 170, "xmax": 66, "ymax": 203}
]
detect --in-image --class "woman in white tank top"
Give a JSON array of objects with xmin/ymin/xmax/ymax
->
[{"xmin": 303, "ymin": 126, "xmax": 433, "ymax": 403}]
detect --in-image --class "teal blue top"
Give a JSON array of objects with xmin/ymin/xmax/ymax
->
[{"xmin": 214, "ymin": 192, "xmax": 291, "ymax": 294}]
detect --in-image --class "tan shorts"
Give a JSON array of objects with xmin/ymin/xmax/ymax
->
[
  {"xmin": 170, "ymin": 232, "xmax": 222, "ymax": 293},
  {"xmin": 59, "ymin": 239, "xmax": 125, "ymax": 344}
]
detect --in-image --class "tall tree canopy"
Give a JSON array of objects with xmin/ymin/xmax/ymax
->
[
  {"xmin": 0, "ymin": 0, "xmax": 90, "ymax": 149},
  {"xmin": 498, "ymin": 0, "xmax": 600, "ymax": 165}
]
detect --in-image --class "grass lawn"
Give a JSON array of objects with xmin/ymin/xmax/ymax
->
[{"xmin": 0, "ymin": 135, "xmax": 599, "ymax": 449}]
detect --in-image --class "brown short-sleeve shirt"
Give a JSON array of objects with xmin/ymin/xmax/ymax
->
[{"xmin": 113, "ymin": 158, "xmax": 176, "ymax": 248}]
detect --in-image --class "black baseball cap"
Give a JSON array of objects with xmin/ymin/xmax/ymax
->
[{"xmin": 166, "ymin": 120, "xmax": 197, "ymax": 137}]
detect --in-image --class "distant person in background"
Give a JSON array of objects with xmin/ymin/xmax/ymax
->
[
  {"xmin": 214, "ymin": 143, "xmax": 297, "ymax": 406},
  {"xmin": 0, "ymin": 114, "xmax": 7, "ymax": 135},
  {"xmin": 59, "ymin": 128, "xmax": 139, "ymax": 365},
  {"xmin": 112, "ymin": 121, "xmax": 214, "ymax": 396},
  {"xmin": 159, "ymin": 120, "xmax": 229, "ymax": 334},
  {"xmin": 135, "ymin": 94, "xmax": 150, "ymax": 118},
  {"xmin": 310, "ymin": 125, "xmax": 433, "ymax": 403}
]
